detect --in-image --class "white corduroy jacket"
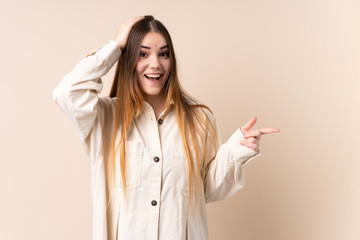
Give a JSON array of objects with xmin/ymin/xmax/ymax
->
[{"xmin": 52, "ymin": 40, "xmax": 260, "ymax": 240}]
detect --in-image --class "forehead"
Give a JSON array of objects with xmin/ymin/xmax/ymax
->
[{"xmin": 141, "ymin": 32, "xmax": 167, "ymax": 48}]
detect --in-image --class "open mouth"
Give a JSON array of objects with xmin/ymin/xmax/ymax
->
[{"xmin": 144, "ymin": 73, "xmax": 163, "ymax": 81}]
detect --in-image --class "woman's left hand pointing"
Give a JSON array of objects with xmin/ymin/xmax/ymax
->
[{"xmin": 240, "ymin": 116, "xmax": 280, "ymax": 153}]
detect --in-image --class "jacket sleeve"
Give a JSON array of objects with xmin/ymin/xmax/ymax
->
[
  {"xmin": 52, "ymin": 40, "xmax": 121, "ymax": 161},
  {"xmin": 202, "ymin": 113, "xmax": 261, "ymax": 203}
]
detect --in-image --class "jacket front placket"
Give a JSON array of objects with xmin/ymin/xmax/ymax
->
[{"xmin": 141, "ymin": 103, "xmax": 165, "ymax": 240}]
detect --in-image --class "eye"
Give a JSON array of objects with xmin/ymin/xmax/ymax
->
[
  {"xmin": 139, "ymin": 52, "xmax": 147, "ymax": 58},
  {"xmin": 160, "ymin": 51, "xmax": 169, "ymax": 58}
]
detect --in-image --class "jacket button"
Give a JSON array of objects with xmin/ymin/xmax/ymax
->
[
  {"xmin": 153, "ymin": 157, "xmax": 160, "ymax": 162},
  {"xmin": 151, "ymin": 200, "xmax": 157, "ymax": 206},
  {"xmin": 157, "ymin": 118, "xmax": 163, "ymax": 125}
]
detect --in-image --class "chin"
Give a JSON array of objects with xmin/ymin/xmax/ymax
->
[
  {"xmin": 142, "ymin": 87, "xmax": 166, "ymax": 98},
  {"xmin": 144, "ymin": 91, "xmax": 162, "ymax": 97}
]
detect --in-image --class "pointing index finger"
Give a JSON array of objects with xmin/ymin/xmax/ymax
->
[{"xmin": 259, "ymin": 128, "xmax": 280, "ymax": 135}]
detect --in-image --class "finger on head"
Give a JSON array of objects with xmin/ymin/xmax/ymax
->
[
  {"xmin": 128, "ymin": 16, "xmax": 144, "ymax": 24},
  {"xmin": 241, "ymin": 116, "xmax": 257, "ymax": 132}
]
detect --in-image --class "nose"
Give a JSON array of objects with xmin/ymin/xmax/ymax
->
[{"xmin": 149, "ymin": 55, "xmax": 160, "ymax": 69}]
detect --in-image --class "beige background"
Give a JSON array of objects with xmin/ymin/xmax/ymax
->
[{"xmin": 1, "ymin": 0, "xmax": 359, "ymax": 239}]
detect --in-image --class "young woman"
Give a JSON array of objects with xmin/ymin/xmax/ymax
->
[{"xmin": 53, "ymin": 15, "xmax": 279, "ymax": 240}]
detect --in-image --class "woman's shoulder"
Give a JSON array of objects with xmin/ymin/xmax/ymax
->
[
  {"xmin": 97, "ymin": 96, "xmax": 117, "ymax": 116},
  {"xmin": 190, "ymin": 102, "xmax": 217, "ymax": 123},
  {"xmin": 98, "ymin": 95, "xmax": 119, "ymax": 102},
  {"xmin": 98, "ymin": 96, "xmax": 116, "ymax": 105}
]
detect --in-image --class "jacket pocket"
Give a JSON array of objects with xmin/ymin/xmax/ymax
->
[{"xmin": 114, "ymin": 141, "xmax": 143, "ymax": 190}]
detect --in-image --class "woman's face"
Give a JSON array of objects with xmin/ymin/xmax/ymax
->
[{"xmin": 136, "ymin": 31, "xmax": 171, "ymax": 101}]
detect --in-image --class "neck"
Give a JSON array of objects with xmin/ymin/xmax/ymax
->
[{"xmin": 144, "ymin": 93, "xmax": 166, "ymax": 119}]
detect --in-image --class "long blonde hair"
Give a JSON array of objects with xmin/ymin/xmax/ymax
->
[{"xmin": 107, "ymin": 16, "xmax": 218, "ymax": 209}]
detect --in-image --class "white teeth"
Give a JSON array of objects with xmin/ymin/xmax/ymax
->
[{"xmin": 145, "ymin": 74, "xmax": 161, "ymax": 78}]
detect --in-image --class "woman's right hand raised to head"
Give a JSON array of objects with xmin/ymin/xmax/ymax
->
[{"xmin": 114, "ymin": 16, "xmax": 144, "ymax": 51}]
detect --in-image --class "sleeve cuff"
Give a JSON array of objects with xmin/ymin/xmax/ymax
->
[{"xmin": 225, "ymin": 128, "xmax": 261, "ymax": 165}]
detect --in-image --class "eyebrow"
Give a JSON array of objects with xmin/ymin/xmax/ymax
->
[{"xmin": 140, "ymin": 44, "xmax": 169, "ymax": 50}]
